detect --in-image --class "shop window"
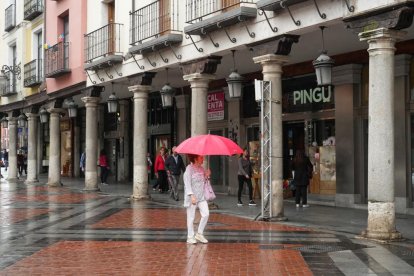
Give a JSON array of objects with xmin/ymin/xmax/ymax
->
[{"xmin": 148, "ymin": 92, "xmax": 173, "ymax": 125}]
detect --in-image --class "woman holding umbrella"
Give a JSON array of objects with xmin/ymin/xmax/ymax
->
[{"xmin": 183, "ymin": 154, "xmax": 211, "ymax": 244}]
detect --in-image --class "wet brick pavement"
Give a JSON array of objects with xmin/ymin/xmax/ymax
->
[{"xmin": 1, "ymin": 179, "xmax": 414, "ymax": 275}]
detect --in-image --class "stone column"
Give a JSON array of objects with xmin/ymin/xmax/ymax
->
[
  {"xmin": 47, "ymin": 109, "xmax": 63, "ymax": 186},
  {"xmin": 183, "ymin": 74, "xmax": 215, "ymax": 137},
  {"xmin": 25, "ymin": 113, "xmax": 39, "ymax": 183},
  {"xmin": 359, "ymin": 28, "xmax": 405, "ymax": 240},
  {"xmin": 7, "ymin": 117, "xmax": 18, "ymax": 182},
  {"xmin": 82, "ymin": 96, "xmax": 100, "ymax": 191},
  {"xmin": 129, "ymin": 85, "xmax": 152, "ymax": 200},
  {"xmin": 253, "ymin": 54, "xmax": 289, "ymax": 220}
]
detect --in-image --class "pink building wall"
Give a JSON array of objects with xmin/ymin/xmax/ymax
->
[{"xmin": 45, "ymin": 0, "xmax": 87, "ymax": 94}]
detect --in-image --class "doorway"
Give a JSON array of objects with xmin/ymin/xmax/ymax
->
[
  {"xmin": 283, "ymin": 122, "xmax": 305, "ymax": 179},
  {"xmin": 104, "ymin": 139, "xmax": 118, "ymax": 183}
]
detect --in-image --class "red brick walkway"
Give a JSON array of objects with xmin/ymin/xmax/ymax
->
[
  {"xmin": 91, "ymin": 209, "xmax": 310, "ymax": 232},
  {"xmin": 0, "ymin": 241, "xmax": 312, "ymax": 276}
]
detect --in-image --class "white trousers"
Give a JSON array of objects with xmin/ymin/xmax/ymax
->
[{"xmin": 186, "ymin": 200, "xmax": 209, "ymax": 238}]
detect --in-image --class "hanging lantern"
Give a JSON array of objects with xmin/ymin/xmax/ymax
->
[
  {"xmin": 107, "ymin": 93, "xmax": 118, "ymax": 113},
  {"xmin": 226, "ymin": 50, "xmax": 244, "ymax": 98},
  {"xmin": 0, "ymin": 117, "xmax": 8, "ymax": 128},
  {"xmin": 160, "ymin": 84, "xmax": 174, "ymax": 108},
  {"xmin": 67, "ymin": 98, "xmax": 78, "ymax": 118},
  {"xmin": 18, "ymin": 114, "xmax": 27, "ymax": 128},
  {"xmin": 39, "ymin": 108, "xmax": 48, "ymax": 123},
  {"xmin": 312, "ymin": 26, "xmax": 335, "ymax": 86}
]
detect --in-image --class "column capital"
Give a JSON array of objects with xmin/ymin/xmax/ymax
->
[
  {"xmin": 332, "ymin": 64, "xmax": 363, "ymax": 85},
  {"xmin": 253, "ymin": 54, "xmax": 289, "ymax": 65},
  {"xmin": 129, "ymin": 85, "xmax": 152, "ymax": 101},
  {"xmin": 7, "ymin": 117, "xmax": 18, "ymax": 125},
  {"xmin": 180, "ymin": 56, "xmax": 222, "ymax": 75},
  {"xmin": 359, "ymin": 28, "xmax": 406, "ymax": 42},
  {"xmin": 48, "ymin": 108, "xmax": 65, "ymax": 115},
  {"xmin": 183, "ymin": 73, "xmax": 216, "ymax": 85},
  {"xmin": 26, "ymin": 113, "xmax": 39, "ymax": 120},
  {"xmin": 81, "ymin": 96, "xmax": 100, "ymax": 107}
]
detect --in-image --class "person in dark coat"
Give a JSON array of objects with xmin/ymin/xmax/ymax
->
[
  {"xmin": 292, "ymin": 150, "xmax": 313, "ymax": 208},
  {"xmin": 237, "ymin": 147, "xmax": 255, "ymax": 206},
  {"xmin": 165, "ymin": 146, "xmax": 186, "ymax": 200}
]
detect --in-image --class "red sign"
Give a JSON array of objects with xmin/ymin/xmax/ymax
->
[{"xmin": 207, "ymin": 91, "xmax": 224, "ymax": 121}]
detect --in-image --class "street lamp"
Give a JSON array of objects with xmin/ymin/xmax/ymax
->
[
  {"xmin": 313, "ymin": 26, "xmax": 334, "ymax": 86},
  {"xmin": 226, "ymin": 50, "xmax": 244, "ymax": 98},
  {"xmin": 0, "ymin": 117, "xmax": 8, "ymax": 128},
  {"xmin": 18, "ymin": 114, "xmax": 27, "ymax": 128},
  {"xmin": 160, "ymin": 68, "xmax": 174, "ymax": 108},
  {"xmin": 39, "ymin": 108, "xmax": 48, "ymax": 123},
  {"xmin": 107, "ymin": 82, "xmax": 118, "ymax": 113},
  {"xmin": 66, "ymin": 98, "xmax": 78, "ymax": 118}
]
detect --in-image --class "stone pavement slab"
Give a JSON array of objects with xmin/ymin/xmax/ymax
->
[{"xmin": 0, "ymin": 176, "xmax": 414, "ymax": 275}]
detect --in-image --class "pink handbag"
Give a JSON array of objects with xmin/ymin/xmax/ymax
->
[{"xmin": 204, "ymin": 179, "xmax": 216, "ymax": 201}]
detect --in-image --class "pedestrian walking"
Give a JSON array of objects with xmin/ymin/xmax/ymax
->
[
  {"xmin": 184, "ymin": 154, "xmax": 210, "ymax": 244},
  {"xmin": 17, "ymin": 150, "xmax": 24, "ymax": 177},
  {"xmin": 99, "ymin": 149, "xmax": 110, "ymax": 186},
  {"xmin": 2, "ymin": 149, "xmax": 8, "ymax": 172},
  {"xmin": 237, "ymin": 147, "xmax": 256, "ymax": 206},
  {"xmin": 154, "ymin": 147, "xmax": 168, "ymax": 193},
  {"xmin": 292, "ymin": 150, "xmax": 313, "ymax": 208},
  {"xmin": 165, "ymin": 146, "xmax": 186, "ymax": 201},
  {"xmin": 80, "ymin": 151, "xmax": 86, "ymax": 176}
]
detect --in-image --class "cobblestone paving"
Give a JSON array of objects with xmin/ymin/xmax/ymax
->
[{"xmin": 0, "ymin": 181, "xmax": 414, "ymax": 275}]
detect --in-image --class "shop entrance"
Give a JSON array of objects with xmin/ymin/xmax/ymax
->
[
  {"xmin": 104, "ymin": 139, "xmax": 118, "ymax": 183},
  {"xmin": 283, "ymin": 122, "xmax": 305, "ymax": 179}
]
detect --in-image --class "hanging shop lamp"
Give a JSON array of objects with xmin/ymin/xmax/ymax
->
[
  {"xmin": 313, "ymin": 26, "xmax": 334, "ymax": 86},
  {"xmin": 107, "ymin": 82, "xmax": 118, "ymax": 113},
  {"xmin": 160, "ymin": 68, "xmax": 174, "ymax": 108},
  {"xmin": 226, "ymin": 50, "xmax": 244, "ymax": 98}
]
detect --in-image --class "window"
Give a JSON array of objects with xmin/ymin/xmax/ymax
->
[
  {"xmin": 36, "ymin": 31, "xmax": 43, "ymax": 79},
  {"xmin": 63, "ymin": 15, "xmax": 69, "ymax": 68}
]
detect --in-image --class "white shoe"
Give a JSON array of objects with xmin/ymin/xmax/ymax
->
[
  {"xmin": 102, "ymin": 183, "xmax": 108, "ymax": 186},
  {"xmin": 186, "ymin": 236, "xmax": 197, "ymax": 244},
  {"xmin": 296, "ymin": 204, "xmax": 300, "ymax": 208},
  {"xmin": 195, "ymin": 233, "xmax": 208, "ymax": 244},
  {"xmin": 303, "ymin": 204, "xmax": 310, "ymax": 208}
]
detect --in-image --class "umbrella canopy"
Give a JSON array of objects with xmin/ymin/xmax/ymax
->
[{"xmin": 175, "ymin": 134, "xmax": 243, "ymax": 156}]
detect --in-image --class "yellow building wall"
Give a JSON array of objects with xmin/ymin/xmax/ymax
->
[{"xmin": 24, "ymin": 19, "xmax": 44, "ymax": 97}]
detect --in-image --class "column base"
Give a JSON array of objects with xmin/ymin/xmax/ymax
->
[
  {"xmin": 7, "ymin": 177, "xmax": 19, "ymax": 183},
  {"xmin": 358, "ymin": 229, "xmax": 403, "ymax": 243},
  {"xmin": 48, "ymin": 182, "xmax": 63, "ymax": 187},
  {"xmin": 130, "ymin": 194, "xmax": 151, "ymax": 201},
  {"xmin": 25, "ymin": 179, "xmax": 39, "ymax": 184},
  {"xmin": 84, "ymin": 187, "xmax": 100, "ymax": 192},
  {"xmin": 257, "ymin": 216, "xmax": 288, "ymax": 222}
]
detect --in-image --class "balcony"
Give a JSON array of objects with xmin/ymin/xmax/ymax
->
[
  {"xmin": 5, "ymin": 4, "xmax": 16, "ymax": 32},
  {"xmin": 24, "ymin": 59, "xmax": 43, "ymax": 87},
  {"xmin": 24, "ymin": 0, "xmax": 43, "ymax": 21},
  {"xmin": 184, "ymin": 0, "xmax": 256, "ymax": 37},
  {"xmin": 0, "ymin": 71, "xmax": 18, "ymax": 97},
  {"xmin": 129, "ymin": 0, "xmax": 182, "ymax": 56},
  {"xmin": 84, "ymin": 23, "xmax": 124, "ymax": 70},
  {"xmin": 44, "ymin": 42, "xmax": 71, "ymax": 78}
]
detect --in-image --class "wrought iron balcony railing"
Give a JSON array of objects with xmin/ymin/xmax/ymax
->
[
  {"xmin": 23, "ymin": 59, "xmax": 43, "ymax": 87},
  {"xmin": 130, "ymin": 0, "xmax": 180, "ymax": 45},
  {"xmin": 44, "ymin": 42, "xmax": 70, "ymax": 78},
  {"xmin": 84, "ymin": 23, "xmax": 123, "ymax": 63},
  {"xmin": 24, "ymin": 0, "xmax": 43, "ymax": 21},
  {"xmin": 0, "ymin": 71, "xmax": 17, "ymax": 97},
  {"xmin": 185, "ymin": 0, "xmax": 254, "ymax": 23},
  {"xmin": 5, "ymin": 4, "xmax": 16, "ymax": 32}
]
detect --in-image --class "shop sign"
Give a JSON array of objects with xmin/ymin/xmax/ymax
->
[
  {"xmin": 282, "ymin": 80, "xmax": 335, "ymax": 113},
  {"xmin": 208, "ymin": 91, "xmax": 224, "ymax": 121}
]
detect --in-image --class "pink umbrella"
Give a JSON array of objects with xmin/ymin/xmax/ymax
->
[{"xmin": 175, "ymin": 134, "xmax": 243, "ymax": 156}]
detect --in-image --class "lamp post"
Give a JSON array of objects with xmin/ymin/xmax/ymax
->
[
  {"xmin": 226, "ymin": 50, "xmax": 244, "ymax": 98},
  {"xmin": 67, "ymin": 98, "xmax": 78, "ymax": 118},
  {"xmin": 39, "ymin": 108, "xmax": 48, "ymax": 123},
  {"xmin": 313, "ymin": 26, "xmax": 334, "ymax": 86}
]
